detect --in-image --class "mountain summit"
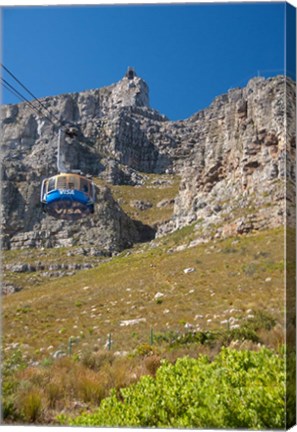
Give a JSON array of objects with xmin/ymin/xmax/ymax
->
[{"xmin": 110, "ymin": 67, "xmax": 150, "ymax": 109}]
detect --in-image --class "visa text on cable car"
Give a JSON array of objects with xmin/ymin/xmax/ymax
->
[{"xmin": 41, "ymin": 172, "xmax": 95, "ymax": 220}]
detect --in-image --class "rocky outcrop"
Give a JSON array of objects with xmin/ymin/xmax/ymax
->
[
  {"xmin": 1, "ymin": 70, "xmax": 295, "ymax": 250},
  {"xmin": 158, "ymin": 76, "xmax": 296, "ymax": 239},
  {"xmin": 0, "ymin": 70, "xmax": 163, "ymax": 251},
  {"xmin": 1, "ymin": 182, "xmax": 155, "ymax": 251}
]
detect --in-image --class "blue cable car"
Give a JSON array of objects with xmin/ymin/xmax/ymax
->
[
  {"xmin": 41, "ymin": 172, "xmax": 96, "ymax": 220},
  {"xmin": 40, "ymin": 127, "xmax": 96, "ymax": 220}
]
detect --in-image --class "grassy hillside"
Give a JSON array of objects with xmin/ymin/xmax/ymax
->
[
  {"xmin": 2, "ymin": 173, "xmax": 287, "ymax": 425},
  {"xmin": 3, "ymin": 226, "xmax": 284, "ymax": 359},
  {"xmin": 95, "ymin": 173, "xmax": 180, "ymax": 227}
]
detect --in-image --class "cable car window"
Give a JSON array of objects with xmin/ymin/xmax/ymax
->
[
  {"xmin": 80, "ymin": 178, "xmax": 89, "ymax": 193},
  {"xmin": 41, "ymin": 180, "xmax": 47, "ymax": 198},
  {"xmin": 48, "ymin": 178, "xmax": 56, "ymax": 191},
  {"xmin": 57, "ymin": 176, "xmax": 67, "ymax": 189},
  {"xmin": 68, "ymin": 176, "xmax": 78, "ymax": 189}
]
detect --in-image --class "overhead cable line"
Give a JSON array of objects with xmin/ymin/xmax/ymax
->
[
  {"xmin": 1, "ymin": 63, "xmax": 63, "ymax": 128},
  {"xmin": 0, "ymin": 77, "xmax": 60, "ymax": 128},
  {"xmin": 1, "ymin": 77, "xmax": 48, "ymax": 119},
  {"xmin": 1, "ymin": 79, "xmax": 27, "ymax": 104},
  {"xmin": 0, "ymin": 64, "xmax": 77, "ymax": 135},
  {"xmin": 1, "ymin": 64, "xmax": 89, "ymax": 159}
]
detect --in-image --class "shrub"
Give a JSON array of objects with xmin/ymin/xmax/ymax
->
[
  {"xmin": 46, "ymin": 381, "xmax": 64, "ymax": 409},
  {"xmin": 223, "ymin": 310, "xmax": 277, "ymax": 345},
  {"xmin": 228, "ymin": 326, "xmax": 260, "ymax": 343},
  {"xmin": 2, "ymin": 350, "xmax": 28, "ymax": 421},
  {"xmin": 102, "ymin": 357, "xmax": 139, "ymax": 390},
  {"xmin": 80, "ymin": 350, "xmax": 114, "ymax": 371},
  {"xmin": 77, "ymin": 374, "xmax": 106, "ymax": 404},
  {"xmin": 18, "ymin": 388, "xmax": 43, "ymax": 423},
  {"xmin": 248, "ymin": 310, "xmax": 276, "ymax": 331},
  {"xmin": 144, "ymin": 355, "xmax": 161, "ymax": 376},
  {"xmin": 154, "ymin": 330, "xmax": 215, "ymax": 347},
  {"xmin": 68, "ymin": 348, "xmax": 285, "ymax": 429},
  {"xmin": 2, "ymin": 394, "xmax": 18, "ymax": 421},
  {"xmin": 134, "ymin": 343, "xmax": 154, "ymax": 357}
]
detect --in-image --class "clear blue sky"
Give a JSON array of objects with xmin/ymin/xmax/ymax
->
[{"xmin": 1, "ymin": 2, "xmax": 295, "ymax": 120}]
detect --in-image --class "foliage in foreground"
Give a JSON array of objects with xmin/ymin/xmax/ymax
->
[
  {"xmin": 1, "ymin": 308, "xmax": 280, "ymax": 425},
  {"xmin": 67, "ymin": 347, "xmax": 285, "ymax": 429}
]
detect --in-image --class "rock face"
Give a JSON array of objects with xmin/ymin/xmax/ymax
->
[
  {"xmin": 158, "ymin": 76, "xmax": 296, "ymax": 239},
  {"xmin": 1, "ymin": 184, "xmax": 155, "ymax": 252},
  {"xmin": 1, "ymin": 69, "xmax": 295, "ymax": 251}
]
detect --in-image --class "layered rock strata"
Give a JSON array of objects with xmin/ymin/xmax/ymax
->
[
  {"xmin": 159, "ymin": 76, "xmax": 296, "ymax": 239},
  {"xmin": 1, "ymin": 70, "xmax": 295, "ymax": 250}
]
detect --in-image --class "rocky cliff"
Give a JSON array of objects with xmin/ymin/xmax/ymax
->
[
  {"xmin": 159, "ymin": 76, "xmax": 296, "ymax": 240},
  {"xmin": 1, "ymin": 69, "xmax": 295, "ymax": 251}
]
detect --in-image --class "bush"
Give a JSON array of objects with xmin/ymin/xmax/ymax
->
[
  {"xmin": 80, "ymin": 350, "xmax": 114, "ymax": 371},
  {"xmin": 68, "ymin": 347, "xmax": 285, "ymax": 429},
  {"xmin": 18, "ymin": 388, "xmax": 43, "ymax": 423},
  {"xmin": 2, "ymin": 350, "xmax": 28, "ymax": 421},
  {"xmin": 2, "ymin": 394, "xmax": 18, "ymax": 421},
  {"xmin": 248, "ymin": 310, "xmax": 276, "ymax": 331},
  {"xmin": 77, "ymin": 374, "xmax": 106, "ymax": 404},
  {"xmin": 46, "ymin": 382, "xmax": 64, "ymax": 409},
  {"xmin": 134, "ymin": 343, "xmax": 155, "ymax": 357},
  {"xmin": 144, "ymin": 355, "xmax": 161, "ymax": 376},
  {"xmin": 223, "ymin": 310, "xmax": 276, "ymax": 344},
  {"xmin": 154, "ymin": 330, "xmax": 215, "ymax": 346}
]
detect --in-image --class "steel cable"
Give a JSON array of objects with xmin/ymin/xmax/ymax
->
[{"xmin": 1, "ymin": 63, "xmax": 63, "ymax": 127}]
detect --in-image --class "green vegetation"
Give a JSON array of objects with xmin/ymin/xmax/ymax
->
[
  {"xmin": 154, "ymin": 310, "xmax": 276, "ymax": 347},
  {"xmin": 3, "ymin": 227, "xmax": 285, "ymax": 365},
  {"xmin": 94, "ymin": 173, "xmax": 180, "ymax": 227},
  {"xmin": 2, "ymin": 170, "xmax": 288, "ymax": 427},
  {"xmin": 67, "ymin": 348, "xmax": 285, "ymax": 429},
  {"xmin": 2, "ymin": 310, "xmax": 285, "ymax": 425}
]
